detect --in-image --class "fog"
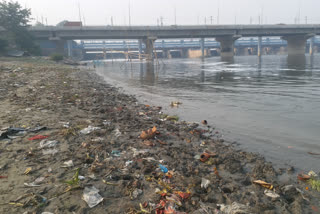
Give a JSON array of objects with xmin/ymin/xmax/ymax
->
[{"xmin": 16, "ymin": 0, "xmax": 320, "ymax": 26}]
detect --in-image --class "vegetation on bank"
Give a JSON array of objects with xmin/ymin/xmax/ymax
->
[{"xmin": 0, "ymin": 1, "xmax": 40, "ymax": 55}]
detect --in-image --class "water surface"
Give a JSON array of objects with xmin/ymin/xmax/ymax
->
[{"xmin": 95, "ymin": 55, "xmax": 320, "ymax": 172}]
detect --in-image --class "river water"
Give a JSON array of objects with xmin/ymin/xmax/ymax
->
[{"xmin": 95, "ymin": 55, "xmax": 320, "ymax": 172}]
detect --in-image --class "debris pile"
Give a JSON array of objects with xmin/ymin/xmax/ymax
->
[{"xmin": 0, "ymin": 59, "xmax": 319, "ymax": 213}]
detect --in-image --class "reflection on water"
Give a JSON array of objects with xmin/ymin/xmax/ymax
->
[
  {"xmin": 287, "ymin": 55, "xmax": 306, "ymax": 74},
  {"xmin": 96, "ymin": 55, "xmax": 320, "ymax": 172}
]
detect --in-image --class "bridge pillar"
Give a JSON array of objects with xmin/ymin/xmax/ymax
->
[
  {"xmin": 166, "ymin": 50, "xmax": 172, "ymax": 59},
  {"xmin": 142, "ymin": 37, "xmax": 157, "ymax": 61},
  {"xmin": 67, "ymin": 40, "xmax": 73, "ymax": 58},
  {"xmin": 215, "ymin": 35, "xmax": 241, "ymax": 60},
  {"xmin": 200, "ymin": 38, "xmax": 205, "ymax": 58},
  {"xmin": 50, "ymin": 38, "xmax": 66, "ymax": 56},
  {"xmin": 257, "ymin": 37, "xmax": 262, "ymax": 57},
  {"xmin": 102, "ymin": 41, "xmax": 107, "ymax": 59},
  {"xmin": 282, "ymin": 34, "xmax": 314, "ymax": 56},
  {"xmin": 309, "ymin": 37, "xmax": 315, "ymax": 55},
  {"xmin": 138, "ymin": 39, "xmax": 143, "ymax": 60}
]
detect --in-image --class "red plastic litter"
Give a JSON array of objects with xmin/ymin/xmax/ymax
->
[
  {"xmin": 28, "ymin": 135, "xmax": 49, "ymax": 140},
  {"xmin": 0, "ymin": 176, "xmax": 8, "ymax": 179}
]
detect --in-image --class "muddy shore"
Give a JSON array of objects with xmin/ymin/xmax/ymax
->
[{"xmin": 0, "ymin": 58, "xmax": 319, "ymax": 214}]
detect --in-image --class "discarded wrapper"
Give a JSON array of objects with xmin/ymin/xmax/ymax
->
[
  {"xmin": 253, "ymin": 180, "xmax": 273, "ymax": 190},
  {"xmin": 83, "ymin": 186, "xmax": 104, "ymax": 208}
]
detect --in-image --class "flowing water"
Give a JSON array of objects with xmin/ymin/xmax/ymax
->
[{"xmin": 95, "ymin": 55, "xmax": 320, "ymax": 172}]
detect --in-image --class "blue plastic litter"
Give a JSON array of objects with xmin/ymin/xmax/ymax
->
[{"xmin": 159, "ymin": 164, "xmax": 168, "ymax": 173}]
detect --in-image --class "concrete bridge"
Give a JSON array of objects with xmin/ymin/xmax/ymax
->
[{"xmin": 28, "ymin": 24, "xmax": 320, "ymax": 60}]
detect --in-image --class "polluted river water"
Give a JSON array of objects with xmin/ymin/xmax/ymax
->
[{"xmin": 94, "ymin": 54, "xmax": 320, "ymax": 173}]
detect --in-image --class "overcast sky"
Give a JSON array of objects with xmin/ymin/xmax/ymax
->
[{"xmin": 15, "ymin": 0, "xmax": 320, "ymax": 26}]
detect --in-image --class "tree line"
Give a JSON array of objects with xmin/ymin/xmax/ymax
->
[{"xmin": 0, "ymin": 1, "xmax": 40, "ymax": 55}]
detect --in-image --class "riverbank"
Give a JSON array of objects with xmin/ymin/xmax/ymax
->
[{"xmin": 0, "ymin": 58, "xmax": 319, "ymax": 213}]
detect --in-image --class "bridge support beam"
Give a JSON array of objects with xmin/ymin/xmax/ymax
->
[
  {"xmin": 200, "ymin": 38, "xmax": 205, "ymax": 58},
  {"xmin": 309, "ymin": 37, "xmax": 315, "ymax": 55},
  {"xmin": 138, "ymin": 39, "xmax": 143, "ymax": 60},
  {"xmin": 216, "ymin": 35, "xmax": 241, "ymax": 60},
  {"xmin": 102, "ymin": 41, "xmax": 106, "ymax": 59},
  {"xmin": 257, "ymin": 37, "xmax": 262, "ymax": 57},
  {"xmin": 142, "ymin": 37, "xmax": 157, "ymax": 61},
  {"xmin": 282, "ymin": 34, "xmax": 314, "ymax": 56},
  {"xmin": 67, "ymin": 40, "xmax": 73, "ymax": 58},
  {"xmin": 50, "ymin": 38, "xmax": 66, "ymax": 56}
]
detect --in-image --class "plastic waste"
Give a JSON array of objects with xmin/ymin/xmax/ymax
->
[
  {"xmin": 114, "ymin": 129, "xmax": 121, "ymax": 137},
  {"xmin": 78, "ymin": 176, "xmax": 85, "ymax": 180},
  {"xmin": 140, "ymin": 126, "xmax": 157, "ymax": 140},
  {"xmin": 29, "ymin": 126, "xmax": 47, "ymax": 133},
  {"xmin": 297, "ymin": 173, "xmax": 311, "ymax": 181},
  {"xmin": 201, "ymin": 178, "xmax": 210, "ymax": 189},
  {"xmin": 39, "ymin": 140, "xmax": 59, "ymax": 148},
  {"xmin": 264, "ymin": 189, "xmax": 280, "ymax": 199},
  {"xmin": 125, "ymin": 161, "xmax": 133, "ymax": 167},
  {"xmin": 111, "ymin": 150, "xmax": 121, "ymax": 157},
  {"xmin": 132, "ymin": 189, "xmax": 143, "ymax": 199},
  {"xmin": 28, "ymin": 135, "xmax": 49, "ymax": 140},
  {"xmin": 24, "ymin": 177, "xmax": 44, "ymax": 187},
  {"xmin": 131, "ymin": 148, "xmax": 149, "ymax": 157},
  {"xmin": 80, "ymin": 126, "xmax": 101, "ymax": 135},
  {"xmin": 42, "ymin": 149, "xmax": 58, "ymax": 155},
  {"xmin": 62, "ymin": 160, "xmax": 74, "ymax": 167},
  {"xmin": 308, "ymin": 171, "xmax": 318, "ymax": 177},
  {"xmin": 103, "ymin": 120, "xmax": 111, "ymax": 126},
  {"xmin": 218, "ymin": 202, "xmax": 253, "ymax": 214},
  {"xmin": 24, "ymin": 167, "xmax": 32, "ymax": 175},
  {"xmin": 83, "ymin": 186, "xmax": 104, "ymax": 208},
  {"xmin": 253, "ymin": 180, "xmax": 273, "ymax": 190},
  {"xmin": 159, "ymin": 164, "xmax": 168, "ymax": 173},
  {"xmin": 170, "ymin": 101, "xmax": 182, "ymax": 107},
  {"xmin": 24, "ymin": 183, "xmax": 41, "ymax": 187},
  {"xmin": 0, "ymin": 127, "xmax": 26, "ymax": 140}
]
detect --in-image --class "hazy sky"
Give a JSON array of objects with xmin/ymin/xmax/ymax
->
[{"xmin": 15, "ymin": 0, "xmax": 320, "ymax": 26}]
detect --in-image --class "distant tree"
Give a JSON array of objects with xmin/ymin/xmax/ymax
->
[
  {"xmin": 34, "ymin": 21, "xmax": 45, "ymax": 27},
  {"xmin": 56, "ymin": 20, "xmax": 68, "ymax": 27},
  {"xmin": 0, "ymin": 1, "xmax": 40, "ymax": 55},
  {"xmin": 0, "ymin": 38, "xmax": 8, "ymax": 53}
]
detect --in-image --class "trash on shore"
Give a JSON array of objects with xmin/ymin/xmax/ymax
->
[
  {"xmin": 201, "ymin": 120, "xmax": 208, "ymax": 125},
  {"xmin": 159, "ymin": 164, "xmax": 168, "ymax": 173},
  {"xmin": 24, "ymin": 167, "xmax": 32, "ymax": 175},
  {"xmin": 201, "ymin": 178, "xmax": 210, "ymax": 189},
  {"xmin": 82, "ymin": 186, "xmax": 104, "ymax": 208},
  {"xmin": 0, "ymin": 127, "xmax": 26, "ymax": 140},
  {"xmin": 253, "ymin": 180, "xmax": 274, "ymax": 190},
  {"xmin": 39, "ymin": 140, "xmax": 59, "ymax": 148},
  {"xmin": 29, "ymin": 126, "xmax": 47, "ymax": 133},
  {"xmin": 297, "ymin": 173, "xmax": 311, "ymax": 181},
  {"xmin": 80, "ymin": 126, "xmax": 101, "ymax": 135},
  {"xmin": 42, "ymin": 149, "xmax": 59, "ymax": 155},
  {"xmin": 0, "ymin": 176, "xmax": 8, "ymax": 179},
  {"xmin": 165, "ymin": 115, "xmax": 179, "ymax": 122},
  {"xmin": 264, "ymin": 189, "xmax": 280, "ymax": 198},
  {"xmin": 170, "ymin": 101, "xmax": 182, "ymax": 107},
  {"xmin": 62, "ymin": 160, "xmax": 74, "ymax": 168},
  {"xmin": 140, "ymin": 126, "xmax": 157, "ymax": 140},
  {"xmin": 218, "ymin": 202, "xmax": 253, "ymax": 214},
  {"xmin": 28, "ymin": 135, "xmax": 49, "ymax": 140}
]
